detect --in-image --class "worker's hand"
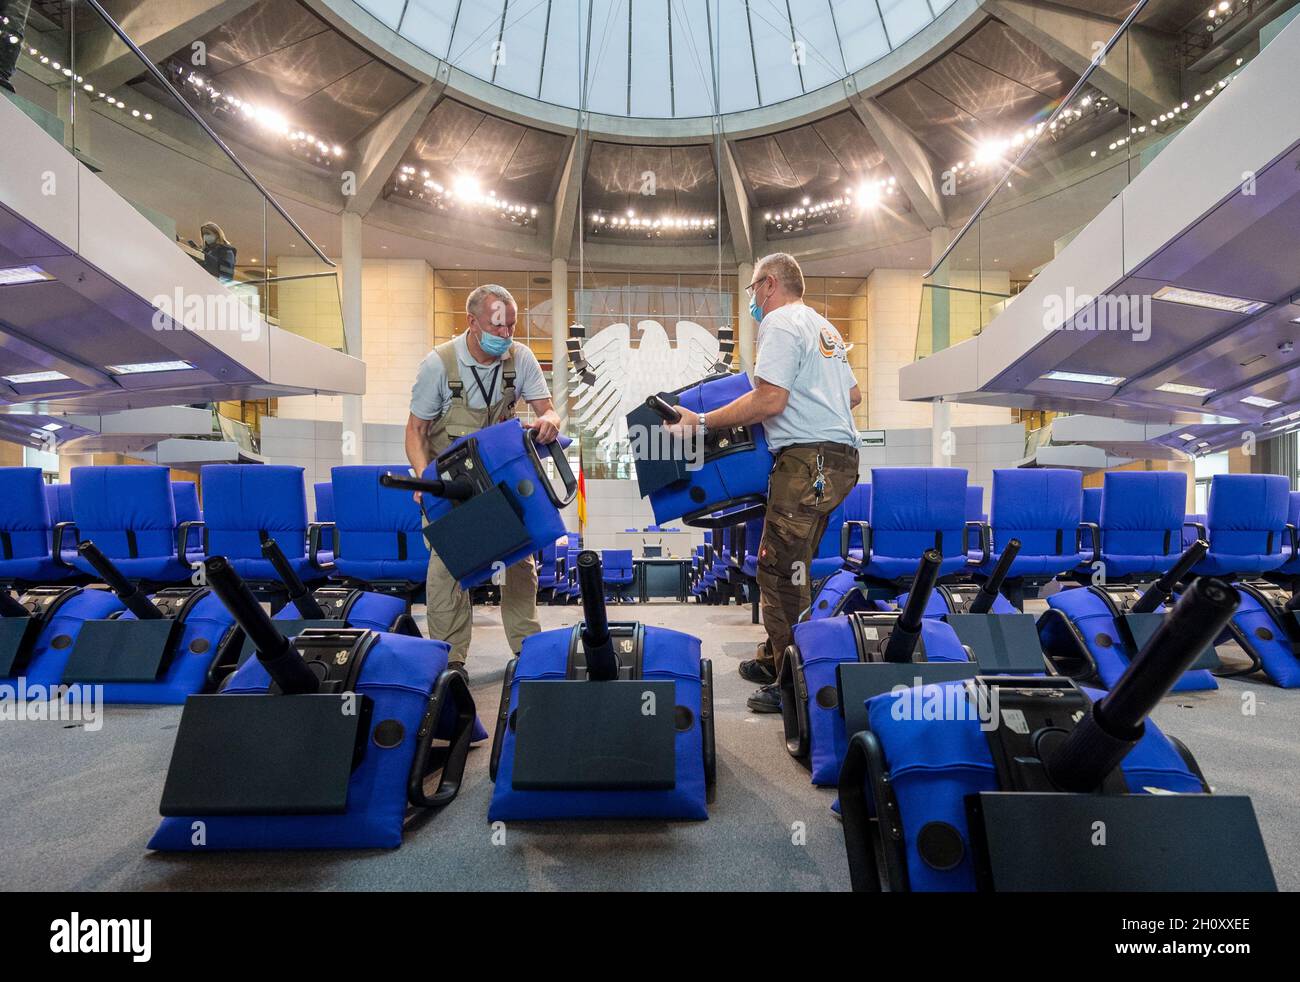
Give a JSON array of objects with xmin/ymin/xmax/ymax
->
[
  {"xmin": 529, "ymin": 410, "xmax": 562, "ymax": 445},
  {"xmin": 413, "ymin": 491, "xmax": 423, "ymax": 506},
  {"xmin": 665, "ymin": 406, "xmax": 701, "ymax": 439}
]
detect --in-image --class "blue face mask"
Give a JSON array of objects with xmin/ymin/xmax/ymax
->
[
  {"xmin": 478, "ymin": 330, "xmax": 513, "ymax": 358},
  {"xmin": 749, "ymin": 298, "xmax": 765, "ymax": 324}
]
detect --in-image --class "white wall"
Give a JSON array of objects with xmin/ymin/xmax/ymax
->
[{"xmin": 261, "ymin": 417, "xmax": 407, "ymax": 515}]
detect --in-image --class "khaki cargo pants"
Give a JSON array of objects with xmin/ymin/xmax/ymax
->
[
  {"xmin": 757, "ymin": 443, "xmax": 860, "ymax": 677},
  {"xmin": 424, "ymin": 540, "xmax": 540, "ymax": 665}
]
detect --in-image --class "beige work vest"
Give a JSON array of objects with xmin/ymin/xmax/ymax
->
[{"xmin": 425, "ymin": 338, "xmax": 521, "ymax": 457}]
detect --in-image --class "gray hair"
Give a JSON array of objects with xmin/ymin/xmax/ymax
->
[
  {"xmin": 467, "ymin": 284, "xmax": 517, "ymax": 326},
  {"xmin": 755, "ymin": 253, "xmax": 805, "ymax": 298}
]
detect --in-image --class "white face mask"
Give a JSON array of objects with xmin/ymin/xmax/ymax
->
[{"xmin": 203, "ymin": 233, "xmax": 216, "ymax": 246}]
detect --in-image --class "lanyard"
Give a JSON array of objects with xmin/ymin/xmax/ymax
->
[{"xmin": 468, "ymin": 364, "xmax": 500, "ymax": 407}]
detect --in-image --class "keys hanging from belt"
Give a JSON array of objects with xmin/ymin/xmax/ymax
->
[{"xmin": 813, "ymin": 452, "xmax": 827, "ymax": 502}]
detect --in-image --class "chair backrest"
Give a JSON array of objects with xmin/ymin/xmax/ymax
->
[
  {"xmin": 965, "ymin": 485, "xmax": 985, "ymax": 523},
  {"xmin": 71, "ymin": 466, "xmax": 177, "ymax": 559},
  {"xmin": 201, "ymin": 465, "xmax": 309, "ymax": 560},
  {"xmin": 988, "ymin": 469, "xmax": 1082, "ymax": 558},
  {"xmin": 1205, "ymin": 474, "xmax": 1289, "ymax": 563},
  {"xmin": 869, "ymin": 467, "xmax": 968, "ymax": 561},
  {"xmin": 172, "ymin": 481, "xmax": 203, "ymax": 552},
  {"xmin": 1, "ymin": 467, "xmax": 54, "ymax": 561},
  {"xmin": 314, "ymin": 481, "xmax": 335, "ymax": 523},
  {"xmin": 331, "ymin": 465, "xmax": 429, "ymax": 567},
  {"xmin": 43, "ymin": 482, "xmax": 74, "ymax": 527},
  {"xmin": 1099, "ymin": 471, "xmax": 1186, "ymax": 572},
  {"xmin": 1081, "ymin": 487, "xmax": 1102, "ymax": 525},
  {"xmin": 603, "ymin": 549, "xmax": 634, "ymax": 573}
]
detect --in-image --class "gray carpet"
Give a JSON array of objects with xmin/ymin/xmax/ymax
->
[{"xmin": 1, "ymin": 599, "xmax": 1296, "ymax": 892}]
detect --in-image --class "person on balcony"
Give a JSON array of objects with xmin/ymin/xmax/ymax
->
[
  {"xmin": 196, "ymin": 222, "xmax": 237, "ymax": 282},
  {"xmin": 0, "ymin": 1, "xmax": 33, "ymax": 94}
]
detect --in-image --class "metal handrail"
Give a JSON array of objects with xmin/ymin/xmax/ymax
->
[
  {"xmin": 924, "ymin": 0, "xmax": 1151, "ymax": 279},
  {"xmin": 78, "ymin": 0, "xmax": 336, "ymax": 269},
  {"xmin": 235, "ymin": 272, "xmax": 340, "ymax": 287}
]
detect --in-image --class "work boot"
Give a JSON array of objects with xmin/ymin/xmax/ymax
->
[{"xmin": 747, "ymin": 683, "xmax": 781, "ymax": 714}]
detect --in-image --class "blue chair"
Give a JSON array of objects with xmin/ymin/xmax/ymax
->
[
  {"xmin": 200, "ymin": 465, "xmax": 327, "ymax": 594},
  {"xmin": 602, "ymin": 549, "xmax": 636, "ymax": 602},
  {"xmin": 973, "ymin": 469, "xmax": 1085, "ymax": 606},
  {"xmin": 43, "ymin": 482, "xmax": 79, "ymax": 568},
  {"xmin": 314, "ymin": 481, "xmax": 335, "ymax": 523},
  {"xmin": 1273, "ymin": 492, "xmax": 1300, "ymax": 582},
  {"xmin": 1078, "ymin": 487, "xmax": 1102, "ymax": 559},
  {"xmin": 1182, "ymin": 512, "xmax": 1207, "ymax": 551},
  {"xmin": 0, "ymin": 468, "xmax": 79, "ymax": 587},
  {"xmin": 331, "ymin": 465, "xmax": 429, "ymax": 596},
  {"xmin": 847, "ymin": 468, "xmax": 969, "ymax": 583},
  {"xmin": 67, "ymin": 466, "xmax": 193, "ymax": 585},
  {"xmin": 536, "ymin": 537, "xmax": 564, "ymax": 601},
  {"xmin": 1095, "ymin": 471, "xmax": 1186, "ymax": 580},
  {"xmin": 172, "ymin": 481, "xmax": 204, "ymax": 560},
  {"xmin": 809, "ymin": 483, "xmax": 870, "ymax": 582},
  {"xmin": 1189, "ymin": 474, "xmax": 1289, "ymax": 577},
  {"xmin": 966, "ymin": 485, "xmax": 986, "ymax": 562}
]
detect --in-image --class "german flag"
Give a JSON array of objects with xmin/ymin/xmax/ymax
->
[{"xmin": 577, "ymin": 466, "xmax": 588, "ymax": 535}]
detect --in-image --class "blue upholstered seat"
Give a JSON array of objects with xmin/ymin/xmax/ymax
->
[
  {"xmin": 172, "ymin": 481, "xmax": 204, "ymax": 561},
  {"xmin": 810, "ymin": 482, "xmax": 870, "ymax": 580},
  {"xmin": 314, "ymin": 482, "xmax": 335, "ymax": 523},
  {"xmin": 0, "ymin": 468, "xmax": 78, "ymax": 584},
  {"xmin": 1276, "ymin": 492, "xmax": 1300, "ymax": 576},
  {"xmin": 856, "ymin": 468, "xmax": 969, "ymax": 581},
  {"xmin": 200, "ymin": 465, "xmax": 322, "ymax": 583},
  {"xmin": 1078, "ymin": 487, "xmax": 1102, "ymax": 558},
  {"xmin": 1096, "ymin": 471, "xmax": 1186, "ymax": 579},
  {"xmin": 602, "ymin": 549, "xmax": 635, "ymax": 599},
  {"xmin": 1191, "ymin": 474, "xmax": 1289, "ymax": 577},
  {"xmin": 975, "ymin": 469, "xmax": 1084, "ymax": 578},
  {"xmin": 68, "ymin": 466, "xmax": 193, "ymax": 583},
  {"xmin": 965, "ymin": 485, "xmax": 986, "ymax": 562},
  {"xmin": 332, "ymin": 465, "xmax": 430, "ymax": 584}
]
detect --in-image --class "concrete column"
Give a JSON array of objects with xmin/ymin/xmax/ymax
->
[
  {"xmin": 931, "ymin": 397, "xmax": 952, "ymax": 468},
  {"xmin": 341, "ymin": 210, "xmax": 365, "ymax": 463},
  {"xmin": 551, "ymin": 257, "xmax": 569, "ymax": 424},
  {"xmin": 737, "ymin": 261, "xmax": 755, "ymax": 373}
]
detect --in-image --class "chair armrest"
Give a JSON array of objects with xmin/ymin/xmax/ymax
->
[
  {"xmin": 964, "ymin": 521, "xmax": 990, "ymax": 564},
  {"xmin": 1077, "ymin": 522, "xmax": 1101, "ymax": 564},
  {"xmin": 1286, "ymin": 523, "xmax": 1298, "ymax": 557},
  {"xmin": 1182, "ymin": 520, "xmax": 1207, "ymax": 542},
  {"xmin": 841, "ymin": 521, "xmax": 872, "ymax": 573},
  {"xmin": 52, "ymin": 522, "xmax": 79, "ymax": 568},
  {"xmin": 176, "ymin": 521, "xmax": 205, "ymax": 564},
  {"xmin": 308, "ymin": 522, "xmax": 337, "ymax": 571}
]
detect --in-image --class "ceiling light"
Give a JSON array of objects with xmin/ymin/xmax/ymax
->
[
  {"xmin": 1179, "ymin": 433, "xmax": 1197, "ymax": 441},
  {"xmin": 1156, "ymin": 382, "xmax": 1215, "ymax": 396},
  {"xmin": 1152, "ymin": 286, "xmax": 1268, "ymax": 314},
  {"xmin": 1240, "ymin": 395, "xmax": 1281, "ymax": 408},
  {"xmin": 105, "ymin": 361, "xmax": 195, "ymax": 376},
  {"xmin": 41, "ymin": 422, "xmax": 63, "ymax": 432},
  {"xmin": 1041, "ymin": 371, "xmax": 1125, "ymax": 386},
  {"xmin": 2, "ymin": 371, "xmax": 70, "ymax": 384},
  {"xmin": 0, "ymin": 265, "xmax": 55, "ymax": 287}
]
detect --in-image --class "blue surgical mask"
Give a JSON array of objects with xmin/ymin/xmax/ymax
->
[
  {"xmin": 749, "ymin": 298, "xmax": 765, "ymax": 324},
  {"xmin": 479, "ymin": 330, "xmax": 513, "ymax": 358}
]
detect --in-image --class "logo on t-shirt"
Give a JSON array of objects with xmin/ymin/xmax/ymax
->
[{"xmin": 818, "ymin": 325, "xmax": 847, "ymax": 361}]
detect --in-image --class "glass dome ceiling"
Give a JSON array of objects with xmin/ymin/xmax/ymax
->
[{"xmin": 353, "ymin": 0, "xmax": 956, "ymax": 119}]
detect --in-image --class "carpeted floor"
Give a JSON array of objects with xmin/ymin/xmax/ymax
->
[{"xmin": 1, "ymin": 598, "xmax": 1296, "ymax": 892}]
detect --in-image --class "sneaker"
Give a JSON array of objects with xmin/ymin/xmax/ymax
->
[
  {"xmin": 738, "ymin": 658, "xmax": 776, "ymax": 684},
  {"xmin": 747, "ymin": 683, "xmax": 781, "ymax": 714}
]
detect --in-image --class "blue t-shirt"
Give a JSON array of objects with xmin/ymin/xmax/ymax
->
[{"xmin": 752, "ymin": 302, "xmax": 860, "ymax": 450}]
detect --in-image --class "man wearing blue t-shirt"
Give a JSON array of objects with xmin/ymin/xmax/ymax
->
[{"xmin": 669, "ymin": 253, "xmax": 861, "ymax": 713}]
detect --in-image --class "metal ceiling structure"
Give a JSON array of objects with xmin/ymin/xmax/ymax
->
[{"xmin": 351, "ymin": 0, "xmax": 957, "ymax": 119}]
